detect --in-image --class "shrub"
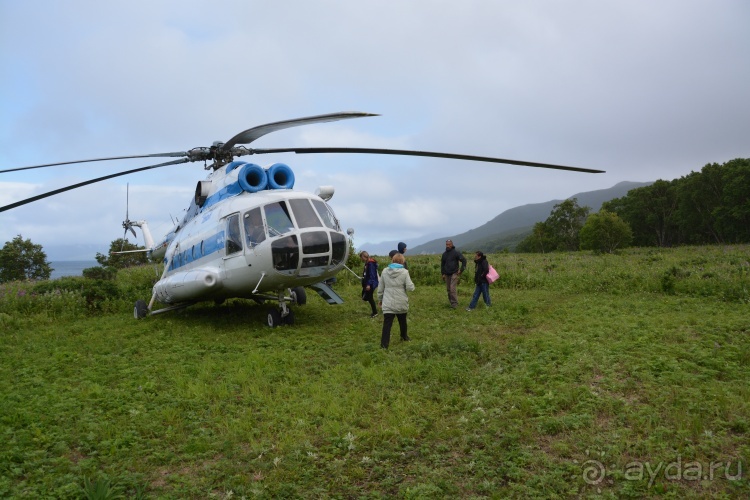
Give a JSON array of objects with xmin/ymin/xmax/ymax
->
[
  {"xmin": 83, "ymin": 266, "xmax": 118, "ymax": 281},
  {"xmin": 33, "ymin": 277, "xmax": 120, "ymax": 311}
]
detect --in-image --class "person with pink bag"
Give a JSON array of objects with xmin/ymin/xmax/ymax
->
[{"xmin": 466, "ymin": 251, "xmax": 492, "ymax": 311}]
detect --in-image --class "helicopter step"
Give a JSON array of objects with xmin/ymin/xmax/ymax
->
[
  {"xmin": 309, "ymin": 281, "xmax": 344, "ymax": 305},
  {"xmin": 134, "ymin": 300, "xmax": 197, "ymax": 318}
]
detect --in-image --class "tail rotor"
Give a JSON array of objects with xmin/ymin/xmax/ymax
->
[{"xmin": 121, "ymin": 183, "xmax": 137, "ymax": 251}]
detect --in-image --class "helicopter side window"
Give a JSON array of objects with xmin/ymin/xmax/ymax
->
[
  {"xmin": 289, "ymin": 198, "xmax": 322, "ymax": 228},
  {"xmin": 312, "ymin": 199, "xmax": 339, "ymax": 230},
  {"xmin": 243, "ymin": 207, "xmax": 266, "ymax": 247},
  {"xmin": 263, "ymin": 201, "xmax": 294, "ymax": 237},
  {"xmin": 225, "ymin": 213, "xmax": 243, "ymax": 255}
]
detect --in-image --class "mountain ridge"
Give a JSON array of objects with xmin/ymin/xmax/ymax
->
[{"xmin": 408, "ymin": 181, "xmax": 652, "ymax": 254}]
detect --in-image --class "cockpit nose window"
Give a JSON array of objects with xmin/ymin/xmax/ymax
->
[
  {"xmin": 264, "ymin": 201, "xmax": 294, "ymax": 237},
  {"xmin": 289, "ymin": 198, "xmax": 323, "ymax": 228},
  {"xmin": 312, "ymin": 199, "xmax": 339, "ymax": 230}
]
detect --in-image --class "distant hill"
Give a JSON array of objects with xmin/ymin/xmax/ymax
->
[
  {"xmin": 409, "ymin": 181, "xmax": 651, "ymax": 254},
  {"xmin": 357, "ymin": 232, "xmax": 444, "ymax": 256}
]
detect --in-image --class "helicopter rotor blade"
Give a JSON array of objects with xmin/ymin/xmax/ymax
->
[
  {"xmin": 221, "ymin": 112, "xmax": 378, "ymax": 151},
  {"xmin": 0, "ymin": 158, "xmax": 189, "ymax": 213},
  {"xmin": 246, "ymin": 147, "xmax": 605, "ymax": 174},
  {"xmin": 0, "ymin": 152, "xmax": 189, "ymax": 174}
]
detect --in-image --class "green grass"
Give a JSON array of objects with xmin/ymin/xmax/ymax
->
[{"xmin": 1, "ymin": 246, "xmax": 749, "ymax": 498}]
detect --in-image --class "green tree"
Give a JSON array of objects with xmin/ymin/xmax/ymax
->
[
  {"xmin": 677, "ymin": 158, "xmax": 750, "ymax": 244},
  {"xmin": 717, "ymin": 158, "xmax": 750, "ymax": 242},
  {"xmin": 676, "ymin": 165, "xmax": 725, "ymax": 244},
  {"xmin": 0, "ymin": 235, "xmax": 53, "ymax": 282},
  {"xmin": 604, "ymin": 180, "xmax": 679, "ymax": 247},
  {"xmin": 346, "ymin": 236, "xmax": 360, "ymax": 272},
  {"xmin": 579, "ymin": 210, "xmax": 633, "ymax": 253},
  {"xmin": 516, "ymin": 221, "xmax": 554, "ymax": 253},
  {"xmin": 95, "ymin": 238, "xmax": 148, "ymax": 269},
  {"xmin": 545, "ymin": 198, "xmax": 590, "ymax": 251}
]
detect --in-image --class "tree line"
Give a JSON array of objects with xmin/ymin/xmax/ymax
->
[
  {"xmin": 516, "ymin": 158, "xmax": 750, "ymax": 253},
  {"xmin": 1, "ymin": 158, "xmax": 747, "ymax": 281},
  {"xmin": 0, "ymin": 236, "xmax": 147, "ymax": 283}
]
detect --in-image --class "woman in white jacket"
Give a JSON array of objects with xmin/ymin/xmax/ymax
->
[{"xmin": 377, "ymin": 252, "xmax": 416, "ymax": 349}]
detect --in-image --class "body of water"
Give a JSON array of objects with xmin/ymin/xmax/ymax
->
[{"xmin": 50, "ymin": 261, "xmax": 98, "ymax": 279}]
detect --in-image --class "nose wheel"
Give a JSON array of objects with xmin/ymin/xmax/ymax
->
[
  {"xmin": 266, "ymin": 290, "xmax": 297, "ymax": 327},
  {"xmin": 266, "ymin": 307, "xmax": 295, "ymax": 327},
  {"xmin": 134, "ymin": 300, "xmax": 149, "ymax": 319}
]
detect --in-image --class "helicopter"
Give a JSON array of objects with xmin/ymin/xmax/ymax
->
[{"xmin": 0, "ymin": 111, "xmax": 604, "ymax": 326}]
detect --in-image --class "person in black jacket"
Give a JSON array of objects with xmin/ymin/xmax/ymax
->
[
  {"xmin": 440, "ymin": 239, "xmax": 466, "ymax": 308},
  {"xmin": 359, "ymin": 251, "xmax": 379, "ymax": 318},
  {"xmin": 388, "ymin": 241, "xmax": 408, "ymax": 269},
  {"xmin": 466, "ymin": 251, "xmax": 491, "ymax": 311}
]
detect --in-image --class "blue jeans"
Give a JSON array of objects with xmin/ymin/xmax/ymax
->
[{"xmin": 468, "ymin": 282, "xmax": 490, "ymax": 309}]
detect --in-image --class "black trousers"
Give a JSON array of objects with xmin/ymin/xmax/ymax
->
[
  {"xmin": 381, "ymin": 313, "xmax": 408, "ymax": 348},
  {"xmin": 362, "ymin": 288, "xmax": 377, "ymax": 315}
]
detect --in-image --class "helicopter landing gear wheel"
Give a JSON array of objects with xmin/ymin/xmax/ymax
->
[
  {"xmin": 291, "ymin": 286, "xmax": 307, "ymax": 305},
  {"xmin": 283, "ymin": 309, "xmax": 295, "ymax": 325},
  {"xmin": 134, "ymin": 300, "xmax": 148, "ymax": 319},
  {"xmin": 267, "ymin": 308, "xmax": 282, "ymax": 328}
]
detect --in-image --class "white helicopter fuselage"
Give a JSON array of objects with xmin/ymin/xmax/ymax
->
[{"xmin": 145, "ymin": 161, "xmax": 349, "ymax": 305}]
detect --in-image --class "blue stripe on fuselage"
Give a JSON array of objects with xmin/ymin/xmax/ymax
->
[
  {"xmin": 201, "ymin": 182, "xmax": 243, "ymax": 211},
  {"xmin": 167, "ymin": 230, "xmax": 226, "ymax": 271}
]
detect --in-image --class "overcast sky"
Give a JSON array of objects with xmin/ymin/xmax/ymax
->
[{"xmin": 1, "ymin": 0, "xmax": 748, "ymax": 259}]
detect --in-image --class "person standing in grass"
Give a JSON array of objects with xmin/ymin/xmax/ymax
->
[
  {"xmin": 359, "ymin": 251, "xmax": 379, "ymax": 318},
  {"xmin": 377, "ymin": 252, "xmax": 415, "ymax": 348},
  {"xmin": 441, "ymin": 239, "xmax": 467, "ymax": 309},
  {"xmin": 466, "ymin": 251, "xmax": 491, "ymax": 311},
  {"xmin": 388, "ymin": 241, "xmax": 408, "ymax": 269}
]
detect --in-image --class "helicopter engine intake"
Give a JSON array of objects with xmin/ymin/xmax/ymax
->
[
  {"xmin": 202, "ymin": 161, "xmax": 295, "ymax": 211},
  {"xmin": 266, "ymin": 163, "xmax": 295, "ymax": 190},
  {"xmin": 237, "ymin": 163, "xmax": 268, "ymax": 193}
]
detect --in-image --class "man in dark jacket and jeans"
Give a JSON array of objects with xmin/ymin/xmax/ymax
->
[{"xmin": 440, "ymin": 239, "xmax": 467, "ymax": 308}]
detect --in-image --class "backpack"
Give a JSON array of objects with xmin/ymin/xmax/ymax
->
[{"xmin": 486, "ymin": 265, "xmax": 499, "ymax": 284}]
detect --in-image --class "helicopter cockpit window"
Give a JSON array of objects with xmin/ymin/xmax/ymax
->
[
  {"xmin": 225, "ymin": 213, "xmax": 243, "ymax": 255},
  {"xmin": 264, "ymin": 201, "xmax": 294, "ymax": 237},
  {"xmin": 311, "ymin": 199, "xmax": 339, "ymax": 230},
  {"xmin": 289, "ymin": 198, "xmax": 322, "ymax": 228},
  {"xmin": 330, "ymin": 232, "xmax": 347, "ymax": 265},
  {"xmin": 243, "ymin": 208, "xmax": 266, "ymax": 247}
]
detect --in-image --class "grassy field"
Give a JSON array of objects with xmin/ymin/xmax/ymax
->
[{"xmin": 1, "ymin": 246, "xmax": 749, "ymax": 498}]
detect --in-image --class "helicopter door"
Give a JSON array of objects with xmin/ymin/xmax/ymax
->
[{"xmin": 222, "ymin": 213, "xmax": 248, "ymax": 288}]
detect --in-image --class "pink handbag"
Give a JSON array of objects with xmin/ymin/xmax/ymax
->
[{"xmin": 486, "ymin": 265, "xmax": 499, "ymax": 284}]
